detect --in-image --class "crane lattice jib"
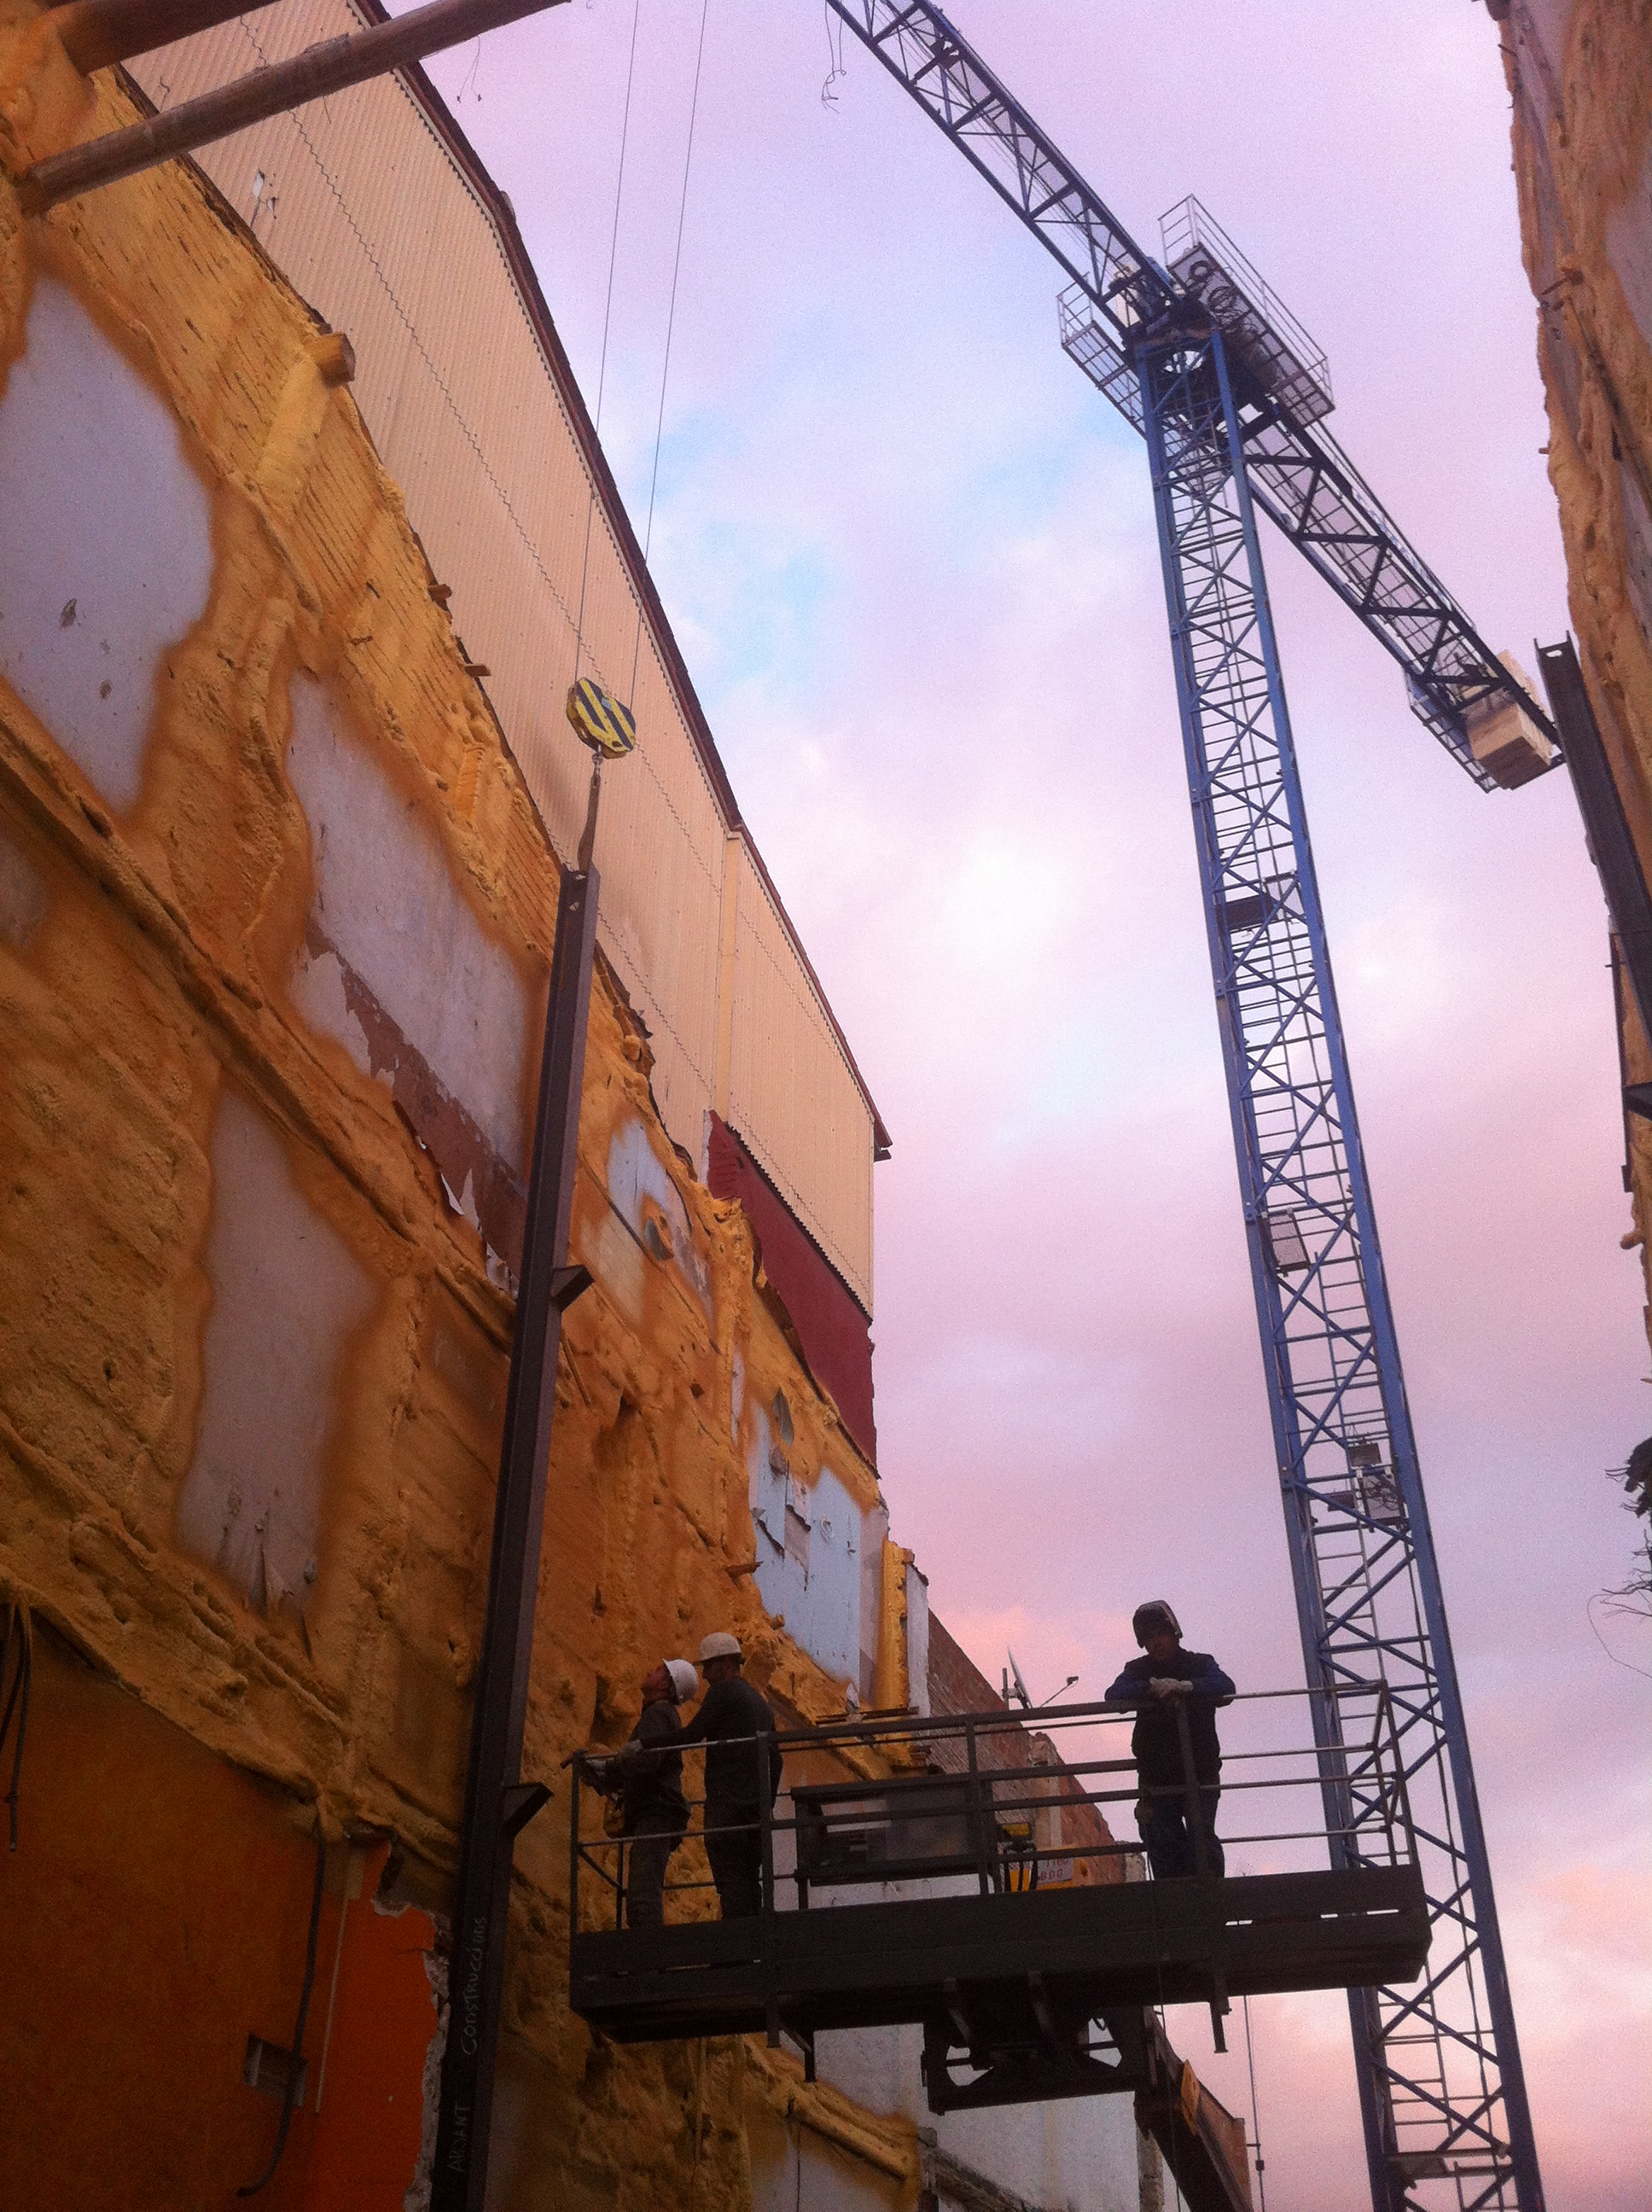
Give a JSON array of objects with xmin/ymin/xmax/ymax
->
[
  {"xmin": 823, "ymin": 4, "xmax": 1548, "ymax": 2209},
  {"xmin": 1137, "ymin": 317, "xmax": 1541, "ymax": 2212},
  {"xmin": 830, "ymin": 1, "xmax": 1552, "ymax": 783},
  {"xmin": 827, "ymin": 0, "xmax": 1169, "ymax": 332}
]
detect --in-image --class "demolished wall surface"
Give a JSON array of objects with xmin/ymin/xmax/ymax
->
[
  {"xmin": 1500, "ymin": 0, "xmax": 1652, "ymax": 1327},
  {"xmin": 0, "ymin": 44, "xmax": 903, "ymax": 2211}
]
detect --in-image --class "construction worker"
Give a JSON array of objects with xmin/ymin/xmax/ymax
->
[
  {"xmin": 676, "ymin": 1632, "xmax": 784, "ymax": 1918},
  {"xmin": 1105, "ymin": 1601, "xmax": 1236, "ymax": 1880},
  {"xmin": 604, "ymin": 1656, "xmax": 699, "ymax": 1930}
]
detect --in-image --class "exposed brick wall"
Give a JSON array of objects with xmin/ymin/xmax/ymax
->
[
  {"xmin": 926, "ymin": 1613, "xmax": 1002, "ymax": 1724},
  {"xmin": 926, "ymin": 1614, "xmax": 1121, "ymax": 1880}
]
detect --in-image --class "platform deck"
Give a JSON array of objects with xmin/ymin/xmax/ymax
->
[{"xmin": 570, "ymin": 1864, "xmax": 1428, "ymax": 2044}]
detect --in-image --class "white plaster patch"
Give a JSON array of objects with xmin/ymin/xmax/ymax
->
[
  {"xmin": 290, "ymin": 942, "xmax": 376, "ymax": 1080},
  {"xmin": 606, "ymin": 1117, "xmax": 711, "ymax": 1313},
  {"xmin": 0, "ymin": 277, "xmax": 214, "ymax": 812},
  {"xmin": 577, "ymin": 1205, "xmax": 645, "ymax": 1325},
  {"xmin": 0, "ymin": 830, "xmax": 48, "ymax": 948},
  {"xmin": 748, "ymin": 1421, "xmax": 865, "ymax": 1688},
  {"xmin": 439, "ymin": 1168, "xmax": 482, "ymax": 1237},
  {"xmin": 285, "ymin": 673, "xmax": 531, "ymax": 1167},
  {"xmin": 748, "ymin": 1407, "xmax": 781, "ymax": 1555},
  {"xmin": 176, "ymin": 1090, "xmax": 375, "ymax": 1606}
]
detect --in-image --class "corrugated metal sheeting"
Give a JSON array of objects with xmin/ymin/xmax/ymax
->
[
  {"xmin": 129, "ymin": 1, "xmax": 879, "ymax": 1310},
  {"xmin": 728, "ymin": 846, "xmax": 874, "ymax": 1286}
]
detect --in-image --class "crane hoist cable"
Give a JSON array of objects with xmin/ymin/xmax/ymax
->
[
  {"xmin": 628, "ymin": 0, "xmax": 712, "ymax": 708},
  {"xmin": 571, "ymin": 0, "xmax": 643, "ymax": 694}
]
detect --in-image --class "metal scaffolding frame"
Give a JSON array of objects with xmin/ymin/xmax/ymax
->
[{"xmin": 822, "ymin": 5, "xmax": 1548, "ymax": 2207}]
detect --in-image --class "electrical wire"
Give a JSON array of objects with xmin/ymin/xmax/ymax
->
[
  {"xmin": 1242, "ymin": 1992, "xmax": 1268, "ymax": 2212},
  {"xmin": 238, "ymin": 1824, "xmax": 328, "ymax": 2197},
  {"xmin": 629, "ymin": 0, "xmax": 712, "ymax": 704},
  {"xmin": 571, "ymin": 0, "xmax": 644, "ymax": 690},
  {"xmin": 0, "ymin": 1599, "xmax": 32, "ymax": 1852},
  {"xmin": 820, "ymin": 0, "xmax": 846, "ymax": 107},
  {"xmin": 1144, "ymin": 1870, "xmax": 1189, "ymax": 2212}
]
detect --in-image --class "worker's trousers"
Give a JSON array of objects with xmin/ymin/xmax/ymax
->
[
  {"xmin": 624, "ymin": 1809, "xmax": 686, "ymax": 1930},
  {"xmin": 702, "ymin": 1796, "xmax": 765, "ymax": 1918},
  {"xmin": 1138, "ymin": 1785, "xmax": 1224, "ymax": 1880}
]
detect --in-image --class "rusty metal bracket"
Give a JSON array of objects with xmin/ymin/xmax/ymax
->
[{"xmin": 500, "ymin": 1781, "xmax": 552, "ymax": 1840}]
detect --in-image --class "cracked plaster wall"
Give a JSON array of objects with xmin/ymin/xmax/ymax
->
[{"xmin": 0, "ymin": 43, "xmax": 908, "ymax": 2212}]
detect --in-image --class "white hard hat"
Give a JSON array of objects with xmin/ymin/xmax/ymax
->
[
  {"xmin": 699, "ymin": 1632, "xmax": 742, "ymax": 1663},
  {"xmin": 665, "ymin": 1659, "xmax": 699, "ymax": 1703}
]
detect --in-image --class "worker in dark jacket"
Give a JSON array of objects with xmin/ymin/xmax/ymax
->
[
  {"xmin": 606, "ymin": 1656, "xmax": 698, "ymax": 1930},
  {"xmin": 676, "ymin": 1632, "xmax": 784, "ymax": 1918},
  {"xmin": 1105, "ymin": 1601, "xmax": 1236, "ymax": 1879}
]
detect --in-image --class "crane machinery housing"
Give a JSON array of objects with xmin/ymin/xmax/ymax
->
[{"xmin": 809, "ymin": 9, "xmax": 1550, "ymax": 2212}]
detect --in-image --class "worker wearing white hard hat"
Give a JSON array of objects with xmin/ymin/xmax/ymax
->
[
  {"xmin": 606, "ymin": 1656, "xmax": 699, "ymax": 1930},
  {"xmin": 677, "ymin": 1632, "xmax": 783, "ymax": 1918}
]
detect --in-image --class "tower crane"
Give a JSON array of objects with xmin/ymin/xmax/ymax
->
[{"xmin": 820, "ymin": 7, "xmax": 1550, "ymax": 2209}]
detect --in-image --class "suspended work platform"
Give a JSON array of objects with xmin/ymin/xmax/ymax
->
[
  {"xmin": 568, "ymin": 1687, "xmax": 1428, "ymax": 2113},
  {"xmin": 572, "ymin": 1861, "xmax": 1426, "ymax": 2038}
]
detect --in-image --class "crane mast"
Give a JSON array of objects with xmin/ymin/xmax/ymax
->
[{"xmin": 822, "ymin": 5, "xmax": 1547, "ymax": 2209}]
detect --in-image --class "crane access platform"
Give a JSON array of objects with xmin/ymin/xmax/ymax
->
[{"xmin": 567, "ymin": 1685, "xmax": 1428, "ymax": 2113}]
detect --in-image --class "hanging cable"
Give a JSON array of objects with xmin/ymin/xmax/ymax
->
[
  {"xmin": 628, "ymin": 0, "xmax": 711, "ymax": 705},
  {"xmin": 0, "ymin": 1599, "xmax": 32, "ymax": 1852},
  {"xmin": 1242, "ymin": 1992, "xmax": 1268, "ymax": 2212},
  {"xmin": 1145, "ymin": 1866, "xmax": 1189, "ymax": 2212},
  {"xmin": 820, "ymin": 0, "xmax": 846, "ymax": 107},
  {"xmin": 238, "ymin": 1823, "xmax": 328, "ymax": 2197},
  {"xmin": 571, "ymin": 0, "xmax": 643, "ymax": 691}
]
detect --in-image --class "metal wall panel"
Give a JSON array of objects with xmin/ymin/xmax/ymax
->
[
  {"xmin": 128, "ymin": 5, "xmax": 881, "ymax": 1301},
  {"xmin": 729, "ymin": 847, "xmax": 874, "ymax": 1307}
]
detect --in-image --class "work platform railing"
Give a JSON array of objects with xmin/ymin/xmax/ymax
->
[{"xmin": 567, "ymin": 1686, "xmax": 1428, "ymax": 2112}]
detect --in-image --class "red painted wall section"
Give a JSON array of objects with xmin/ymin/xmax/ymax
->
[
  {"xmin": 0, "ymin": 1627, "xmax": 438, "ymax": 2211},
  {"xmin": 707, "ymin": 1113, "xmax": 877, "ymax": 1465},
  {"xmin": 301, "ymin": 1841, "xmax": 439, "ymax": 2210}
]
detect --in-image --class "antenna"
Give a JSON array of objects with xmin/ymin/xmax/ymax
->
[
  {"xmin": 1038, "ymin": 1674, "xmax": 1079, "ymax": 1707},
  {"xmin": 1003, "ymin": 1647, "xmax": 1032, "ymax": 1710}
]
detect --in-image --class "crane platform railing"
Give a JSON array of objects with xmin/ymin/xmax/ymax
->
[{"xmin": 567, "ymin": 1684, "xmax": 1427, "ymax": 2093}]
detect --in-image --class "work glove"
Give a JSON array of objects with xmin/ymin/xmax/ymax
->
[
  {"xmin": 605, "ymin": 1736, "xmax": 644, "ymax": 1782},
  {"xmin": 1149, "ymin": 1677, "xmax": 1193, "ymax": 1700}
]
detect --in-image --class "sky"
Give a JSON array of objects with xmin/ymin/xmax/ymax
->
[{"xmin": 412, "ymin": 3, "xmax": 1651, "ymax": 2203}]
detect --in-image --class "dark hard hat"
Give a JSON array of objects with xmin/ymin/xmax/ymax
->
[{"xmin": 1132, "ymin": 1600, "xmax": 1183, "ymax": 1645}]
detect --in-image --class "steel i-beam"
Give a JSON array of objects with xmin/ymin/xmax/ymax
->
[{"xmin": 430, "ymin": 861, "xmax": 598, "ymax": 2212}]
